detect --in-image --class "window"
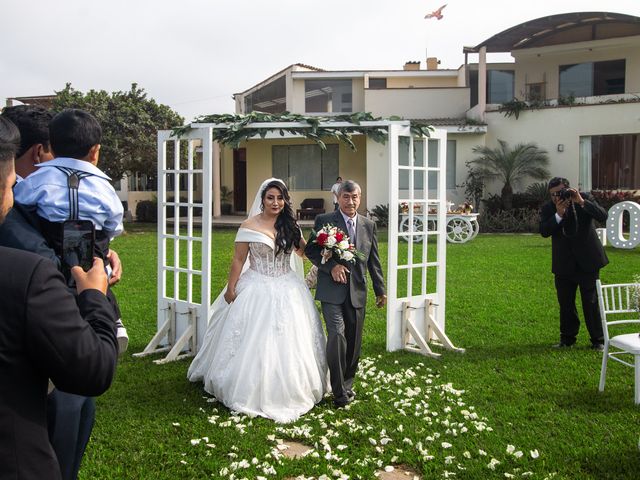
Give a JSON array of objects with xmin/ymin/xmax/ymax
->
[
  {"xmin": 580, "ymin": 134, "xmax": 640, "ymax": 190},
  {"xmin": 368, "ymin": 78, "xmax": 387, "ymax": 89},
  {"xmin": 272, "ymin": 144, "xmax": 339, "ymax": 190},
  {"xmin": 244, "ymin": 76, "xmax": 286, "ymax": 114},
  {"xmin": 305, "ymin": 79, "xmax": 353, "ymax": 113},
  {"xmin": 559, "ymin": 59, "xmax": 625, "ymax": 98},
  {"xmin": 129, "ymin": 173, "xmax": 157, "ymax": 191},
  {"xmin": 487, "ymin": 70, "xmax": 514, "ymax": 104},
  {"xmin": 468, "ymin": 69, "xmax": 515, "ymax": 106}
]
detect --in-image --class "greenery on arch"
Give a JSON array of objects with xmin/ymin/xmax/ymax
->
[{"xmin": 172, "ymin": 111, "xmax": 433, "ymax": 151}]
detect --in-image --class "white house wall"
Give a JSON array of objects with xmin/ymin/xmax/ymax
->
[
  {"xmin": 364, "ymin": 88, "xmax": 470, "ymax": 119},
  {"xmin": 485, "ymin": 101, "xmax": 640, "ymax": 192}
]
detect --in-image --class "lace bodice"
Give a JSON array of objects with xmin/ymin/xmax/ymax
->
[{"xmin": 248, "ymin": 242, "xmax": 291, "ymax": 277}]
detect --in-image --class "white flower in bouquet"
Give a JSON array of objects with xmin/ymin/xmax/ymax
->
[
  {"xmin": 325, "ymin": 235, "xmax": 337, "ymax": 247},
  {"xmin": 341, "ymin": 250, "xmax": 354, "ymax": 262},
  {"xmin": 337, "ymin": 239, "xmax": 350, "ymax": 250}
]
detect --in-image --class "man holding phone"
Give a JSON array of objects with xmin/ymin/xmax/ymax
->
[
  {"xmin": 0, "ymin": 116, "xmax": 119, "ymax": 479},
  {"xmin": 0, "ymin": 105, "xmax": 124, "ymax": 480}
]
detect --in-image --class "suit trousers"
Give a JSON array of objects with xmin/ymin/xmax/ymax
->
[
  {"xmin": 321, "ymin": 292, "xmax": 365, "ymax": 401},
  {"xmin": 47, "ymin": 390, "xmax": 96, "ymax": 480},
  {"xmin": 554, "ymin": 271, "xmax": 604, "ymax": 345}
]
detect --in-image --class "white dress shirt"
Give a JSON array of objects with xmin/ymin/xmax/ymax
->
[{"xmin": 13, "ymin": 157, "xmax": 124, "ymax": 238}]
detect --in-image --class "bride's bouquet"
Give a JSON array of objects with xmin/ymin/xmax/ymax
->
[{"xmin": 310, "ymin": 224, "xmax": 364, "ymax": 264}]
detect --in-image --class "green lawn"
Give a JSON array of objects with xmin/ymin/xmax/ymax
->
[{"xmin": 83, "ymin": 225, "xmax": 640, "ymax": 479}]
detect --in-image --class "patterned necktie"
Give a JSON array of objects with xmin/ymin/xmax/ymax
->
[{"xmin": 347, "ymin": 218, "xmax": 356, "ymax": 244}]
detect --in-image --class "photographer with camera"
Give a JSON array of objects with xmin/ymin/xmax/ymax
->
[{"xmin": 540, "ymin": 177, "xmax": 609, "ymax": 350}]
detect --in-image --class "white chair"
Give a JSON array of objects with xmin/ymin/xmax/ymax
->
[{"xmin": 596, "ymin": 280, "xmax": 640, "ymax": 404}]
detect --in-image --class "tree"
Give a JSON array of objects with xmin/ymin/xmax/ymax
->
[
  {"xmin": 53, "ymin": 83, "xmax": 183, "ymax": 181},
  {"xmin": 470, "ymin": 139, "xmax": 550, "ymax": 210}
]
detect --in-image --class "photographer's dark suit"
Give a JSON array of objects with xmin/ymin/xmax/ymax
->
[
  {"xmin": 0, "ymin": 247, "xmax": 118, "ymax": 480},
  {"xmin": 540, "ymin": 193, "xmax": 608, "ymax": 346},
  {"xmin": 305, "ymin": 210, "xmax": 385, "ymax": 403}
]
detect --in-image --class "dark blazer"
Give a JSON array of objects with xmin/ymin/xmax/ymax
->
[
  {"xmin": 539, "ymin": 193, "xmax": 609, "ymax": 275},
  {"xmin": 306, "ymin": 210, "xmax": 385, "ymax": 308},
  {"xmin": 0, "ymin": 204, "xmax": 60, "ymax": 267},
  {"xmin": 0, "ymin": 247, "xmax": 118, "ymax": 480}
]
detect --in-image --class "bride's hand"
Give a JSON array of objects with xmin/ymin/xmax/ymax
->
[{"xmin": 224, "ymin": 289, "xmax": 237, "ymax": 304}]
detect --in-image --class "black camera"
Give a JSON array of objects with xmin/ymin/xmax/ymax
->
[{"xmin": 558, "ymin": 187, "xmax": 573, "ymax": 201}]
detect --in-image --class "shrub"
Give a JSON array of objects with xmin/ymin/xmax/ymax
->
[
  {"xmin": 478, "ymin": 208, "xmax": 539, "ymax": 233},
  {"xmin": 482, "ymin": 192, "xmax": 542, "ymax": 214},
  {"xmin": 589, "ymin": 190, "xmax": 640, "ymax": 211},
  {"xmin": 369, "ymin": 204, "xmax": 389, "ymax": 228},
  {"xmin": 590, "ymin": 190, "xmax": 640, "ymax": 229},
  {"xmin": 136, "ymin": 200, "xmax": 157, "ymax": 222}
]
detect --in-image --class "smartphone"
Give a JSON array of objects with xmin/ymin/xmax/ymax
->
[{"xmin": 62, "ymin": 220, "xmax": 95, "ymax": 273}]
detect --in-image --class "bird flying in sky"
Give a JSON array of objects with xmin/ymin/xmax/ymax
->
[{"xmin": 425, "ymin": 4, "xmax": 447, "ymax": 20}]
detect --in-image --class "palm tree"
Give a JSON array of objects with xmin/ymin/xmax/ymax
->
[{"xmin": 470, "ymin": 140, "xmax": 550, "ymax": 210}]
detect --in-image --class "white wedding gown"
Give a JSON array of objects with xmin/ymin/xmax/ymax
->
[{"xmin": 187, "ymin": 228, "xmax": 328, "ymax": 423}]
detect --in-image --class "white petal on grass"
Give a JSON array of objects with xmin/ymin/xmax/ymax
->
[
  {"xmin": 530, "ymin": 449, "xmax": 540, "ymax": 459},
  {"xmin": 441, "ymin": 442, "xmax": 452, "ymax": 449}
]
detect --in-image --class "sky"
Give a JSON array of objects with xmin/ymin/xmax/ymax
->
[{"xmin": 2, "ymin": 0, "xmax": 640, "ymax": 123}]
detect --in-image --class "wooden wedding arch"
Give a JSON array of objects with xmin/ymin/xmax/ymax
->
[{"xmin": 135, "ymin": 118, "xmax": 463, "ymax": 364}]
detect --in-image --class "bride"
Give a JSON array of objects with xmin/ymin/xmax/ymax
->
[{"xmin": 187, "ymin": 178, "xmax": 328, "ymax": 423}]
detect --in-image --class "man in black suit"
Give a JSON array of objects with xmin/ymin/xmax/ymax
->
[
  {"xmin": 305, "ymin": 180, "xmax": 386, "ymax": 407},
  {"xmin": 540, "ymin": 177, "xmax": 609, "ymax": 350},
  {"xmin": 1, "ymin": 104, "xmax": 124, "ymax": 480},
  {"xmin": 0, "ymin": 116, "xmax": 118, "ymax": 479}
]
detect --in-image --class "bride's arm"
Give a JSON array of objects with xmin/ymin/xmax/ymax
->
[
  {"xmin": 224, "ymin": 242, "xmax": 249, "ymax": 303},
  {"xmin": 295, "ymin": 226, "xmax": 306, "ymax": 258}
]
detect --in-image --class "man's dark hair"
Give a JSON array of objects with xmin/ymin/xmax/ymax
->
[
  {"xmin": 1, "ymin": 105, "xmax": 53, "ymax": 158},
  {"xmin": 548, "ymin": 177, "xmax": 570, "ymax": 190},
  {"xmin": 338, "ymin": 179, "xmax": 361, "ymax": 196},
  {"xmin": 0, "ymin": 116, "xmax": 20, "ymax": 164},
  {"xmin": 49, "ymin": 109, "xmax": 101, "ymax": 159},
  {"xmin": 0, "ymin": 117, "xmax": 20, "ymax": 190}
]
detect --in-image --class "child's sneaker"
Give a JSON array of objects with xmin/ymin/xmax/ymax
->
[{"xmin": 115, "ymin": 319, "xmax": 129, "ymax": 354}]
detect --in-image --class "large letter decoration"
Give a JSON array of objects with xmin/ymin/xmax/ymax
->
[{"xmin": 607, "ymin": 201, "xmax": 640, "ymax": 249}]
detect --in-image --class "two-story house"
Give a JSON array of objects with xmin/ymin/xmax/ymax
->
[{"xmin": 211, "ymin": 11, "xmax": 640, "ymax": 217}]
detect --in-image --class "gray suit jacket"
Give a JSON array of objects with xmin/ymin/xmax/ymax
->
[{"xmin": 305, "ymin": 210, "xmax": 385, "ymax": 308}]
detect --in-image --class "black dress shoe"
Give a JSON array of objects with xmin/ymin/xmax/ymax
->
[
  {"xmin": 590, "ymin": 343, "xmax": 605, "ymax": 352},
  {"xmin": 346, "ymin": 389, "xmax": 356, "ymax": 400},
  {"xmin": 333, "ymin": 396, "xmax": 353, "ymax": 408}
]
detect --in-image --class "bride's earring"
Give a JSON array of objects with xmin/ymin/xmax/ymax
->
[{"xmin": 260, "ymin": 203, "xmax": 265, "ymax": 212}]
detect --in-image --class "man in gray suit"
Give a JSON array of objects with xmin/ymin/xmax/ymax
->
[{"xmin": 305, "ymin": 180, "xmax": 386, "ymax": 408}]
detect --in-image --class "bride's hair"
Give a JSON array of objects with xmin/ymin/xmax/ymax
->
[{"xmin": 261, "ymin": 180, "xmax": 301, "ymax": 255}]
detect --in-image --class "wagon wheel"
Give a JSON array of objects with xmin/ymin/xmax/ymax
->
[
  {"xmin": 399, "ymin": 216, "xmax": 425, "ymax": 243},
  {"xmin": 471, "ymin": 218, "xmax": 480, "ymax": 238},
  {"xmin": 446, "ymin": 217, "xmax": 474, "ymax": 243}
]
